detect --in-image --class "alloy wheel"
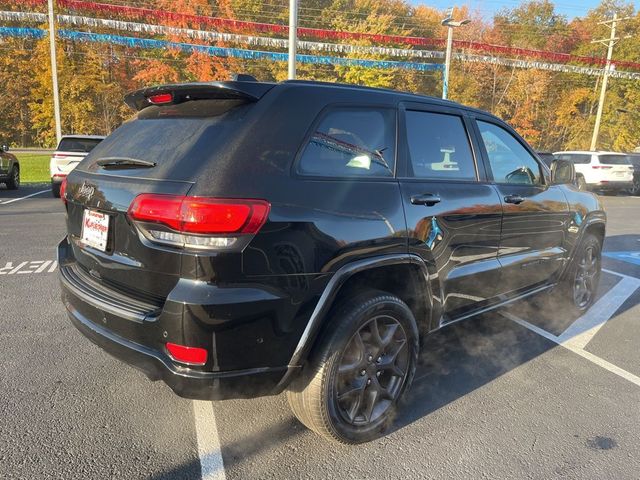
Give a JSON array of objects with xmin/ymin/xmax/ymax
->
[
  {"xmin": 334, "ymin": 315, "xmax": 409, "ymax": 426},
  {"xmin": 573, "ymin": 244, "xmax": 599, "ymax": 309}
]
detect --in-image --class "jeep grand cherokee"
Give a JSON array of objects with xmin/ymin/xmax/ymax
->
[{"xmin": 58, "ymin": 79, "xmax": 605, "ymax": 444}]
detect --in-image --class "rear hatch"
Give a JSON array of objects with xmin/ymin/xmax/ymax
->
[
  {"xmin": 64, "ymin": 81, "xmax": 274, "ymax": 299},
  {"xmin": 597, "ymin": 154, "xmax": 634, "ymax": 182}
]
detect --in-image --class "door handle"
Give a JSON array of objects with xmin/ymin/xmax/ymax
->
[
  {"xmin": 504, "ymin": 194, "xmax": 525, "ymax": 205},
  {"xmin": 410, "ymin": 193, "xmax": 441, "ymax": 206}
]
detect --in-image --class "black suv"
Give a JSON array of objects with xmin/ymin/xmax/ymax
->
[{"xmin": 59, "ymin": 79, "xmax": 605, "ymax": 444}]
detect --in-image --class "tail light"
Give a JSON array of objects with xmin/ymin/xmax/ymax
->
[
  {"xmin": 60, "ymin": 177, "xmax": 68, "ymax": 204},
  {"xmin": 128, "ymin": 194, "xmax": 270, "ymax": 249},
  {"xmin": 166, "ymin": 342, "xmax": 207, "ymax": 366},
  {"xmin": 592, "ymin": 165, "xmax": 612, "ymax": 169},
  {"xmin": 148, "ymin": 93, "xmax": 173, "ymax": 105}
]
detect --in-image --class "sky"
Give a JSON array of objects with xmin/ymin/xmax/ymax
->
[{"xmin": 413, "ymin": 0, "xmax": 639, "ymax": 20}]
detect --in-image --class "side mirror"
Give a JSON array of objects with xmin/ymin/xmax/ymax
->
[{"xmin": 551, "ymin": 159, "xmax": 575, "ymax": 185}]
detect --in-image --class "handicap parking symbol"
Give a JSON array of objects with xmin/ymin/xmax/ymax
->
[{"xmin": 603, "ymin": 251, "xmax": 640, "ymax": 266}]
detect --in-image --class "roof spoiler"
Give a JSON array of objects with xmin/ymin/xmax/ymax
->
[{"xmin": 124, "ymin": 81, "xmax": 275, "ymax": 111}]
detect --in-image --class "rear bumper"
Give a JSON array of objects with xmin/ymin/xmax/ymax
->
[
  {"xmin": 66, "ymin": 304, "xmax": 290, "ymax": 400},
  {"xmin": 58, "ymin": 236, "xmax": 300, "ymax": 400}
]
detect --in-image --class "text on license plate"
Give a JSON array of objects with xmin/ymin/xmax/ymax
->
[{"xmin": 81, "ymin": 209, "xmax": 109, "ymax": 251}]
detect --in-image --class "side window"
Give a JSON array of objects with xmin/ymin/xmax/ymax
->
[
  {"xmin": 298, "ymin": 108, "xmax": 395, "ymax": 178},
  {"xmin": 555, "ymin": 153, "xmax": 591, "ymax": 164},
  {"xmin": 477, "ymin": 121, "xmax": 543, "ymax": 185},
  {"xmin": 405, "ymin": 110, "xmax": 476, "ymax": 180}
]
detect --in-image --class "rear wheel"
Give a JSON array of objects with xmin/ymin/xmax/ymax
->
[
  {"xmin": 630, "ymin": 178, "xmax": 640, "ymax": 196},
  {"xmin": 51, "ymin": 182, "xmax": 61, "ymax": 198},
  {"xmin": 287, "ymin": 290, "xmax": 418, "ymax": 444},
  {"xmin": 6, "ymin": 166, "xmax": 19, "ymax": 190}
]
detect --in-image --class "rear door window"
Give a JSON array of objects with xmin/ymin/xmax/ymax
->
[
  {"xmin": 405, "ymin": 110, "xmax": 477, "ymax": 180},
  {"xmin": 297, "ymin": 107, "xmax": 396, "ymax": 178}
]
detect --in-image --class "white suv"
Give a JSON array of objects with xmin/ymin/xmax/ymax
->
[
  {"xmin": 50, "ymin": 135, "xmax": 105, "ymax": 197},
  {"xmin": 554, "ymin": 150, "xmax": 634, "ymax": 194}
]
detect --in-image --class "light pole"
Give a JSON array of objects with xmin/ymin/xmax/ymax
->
[
  {"xmin": 288, "ymin": 0, "xmax": 298, "ymax": 80},
  {"xmin": 441, "ymin": 10, "xmax": 470, "ymax": 100},
  {"xmin": 47, "ymin": 0, "xmax": 62, "ymax": 144}
]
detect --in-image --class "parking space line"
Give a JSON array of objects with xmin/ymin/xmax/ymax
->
[
  {"xmin": 193, "ymin": 400, "xmax": 226, "ymax": 480},
  {"xmin": 503, "ymin": 269, "xmax": 640, "ymax": 387},
  {"xmin": 0, "ymin": 190, "xmax": 49, "ymax": 205},
  {"xmin": 558, "ymin": 275, "xmax": 640, "ymax": 349}
]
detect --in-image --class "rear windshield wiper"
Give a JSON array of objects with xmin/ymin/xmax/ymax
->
[{"xmin": 95, "ymin": 157, "xmax": 157, "ymax": 169}]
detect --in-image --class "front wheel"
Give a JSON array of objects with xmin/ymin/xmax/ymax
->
[
  {"xmin": 553, "ymin": 233, "xmax": 602, "ymax": 314},
  {"xmin": 286, "ymin": 290, "xmax": 419, "ymax": 444}
]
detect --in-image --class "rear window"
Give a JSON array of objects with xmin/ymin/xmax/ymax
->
[
  {"xmin": 555, "ymin": 153, "xmax": 591, "ymax": 164},
  {"xmin": 57, "ymin": 137, "xmax": 102, "ymax": 153},
  {"xmin": 78, "ymin": 99, "xmax": 252, "ymax": 179},
  {"xmin": 297, "ymin": 107, "xmax": 396, "ymax": 178},
  {"xmin": 598, "ymin": 154, "xmax": 630, "ymax": 165}
]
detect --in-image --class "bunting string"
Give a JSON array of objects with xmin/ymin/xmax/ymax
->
[
  {"xmin": 2, "ymin": 25, "xmax": 639, "ymax": 80},
  {"xmin": 53, "ymin": 0, "xmax": 640, "ymax": 70}
]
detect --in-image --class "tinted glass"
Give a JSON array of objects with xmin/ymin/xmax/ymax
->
[
  {"xmin": 405, "ymin": 111, "xmax": 476, "ymax": 180},
  {"xmin": 57, "ymin": 138, "xmax": 102, "ymax": 153},
  {"xmin": 77, "ymin": 100, "xmax": 253, "ymax": 180},
  {"xmin": 478, "ymin": 121, "xmax": 542, "ymax": 185},
  {"xmin": 598, "ymin": 154, "xmax": 630, "ymax": 165},
  {"xmin": 298, "ymin": 108, "xmax": 395, "ymax": 177},
  {"xmin": 555, "ymin": 153, "xmax": 592, "ymax": 164}
]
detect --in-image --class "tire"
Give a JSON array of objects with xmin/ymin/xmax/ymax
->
[
  {"xmin": 576, "ymin": 175, "xmax": 587, "ymax": 191},
  {"xmin": 5, "ymin": 165, "xmax": 19, "ymax": 190},
  {"xmin": 286, "ymin": 289, "xmax": 419, "ymax": 444},
  {"xmin": 551, "ymin": 233, "xmax": 602, "ymax": 314},
  {"xmin": 51, "ymin": 182, "xmax": 61, "ymax": 198},
  {"xmin": 630, "ymin": 178, "xmax": 640, "ymax": 196}
]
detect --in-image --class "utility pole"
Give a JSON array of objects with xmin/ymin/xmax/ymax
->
[
  {"xmin": 441, "ymin": 9, "xmax": 471, "ymax": 100},
  {"xmin": 288, "ymin": 0, "xmax": 298, "ymax": 80},
  {"xmin": 590, "ymin": 13, "xmax": 631, "ymax": 151},
  {"xmin": 47, "ymin": 0, "xmax": 62, "ymax": 145}
]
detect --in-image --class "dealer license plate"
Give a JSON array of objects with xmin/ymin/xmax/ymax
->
[{"xmin": 81, "ymin": 209, "xmax": 109, "ymax": 252}]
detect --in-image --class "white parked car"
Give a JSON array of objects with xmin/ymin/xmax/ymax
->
[
  {"xmin": 553, "ymin": 150, "xmax": 634, "ymax": 194},
  {"xmin": 50, "ymin": 135, "xmax": 105, "ymax": 197}
]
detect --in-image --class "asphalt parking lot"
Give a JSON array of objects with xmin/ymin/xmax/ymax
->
[{"xmin": 2, "ymin": 184, "xmax": 640, "ymax": 479}]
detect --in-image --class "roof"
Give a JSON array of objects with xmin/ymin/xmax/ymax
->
[{"xmin": 124, "ymin": 78, "xmax": 498, "ymax": 121}]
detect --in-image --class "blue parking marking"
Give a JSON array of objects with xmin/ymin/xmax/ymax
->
[{"xmin": 603, "ymin": 251, "xmax": 640, "ymax": 266}]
